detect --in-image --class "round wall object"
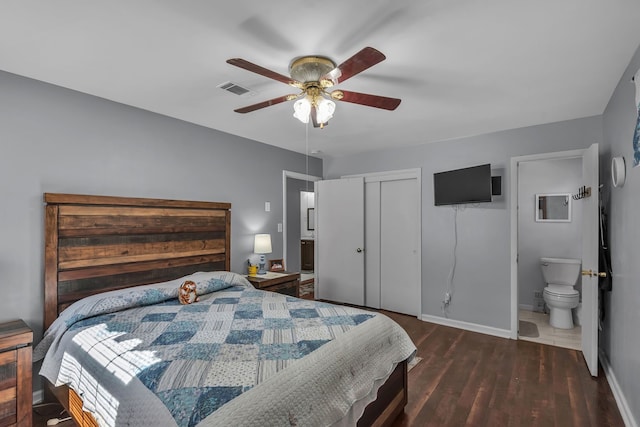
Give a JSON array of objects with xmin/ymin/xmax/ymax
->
[{"xmin": 611, "ymin": 156, "xmax": 626, "ymax": 188}]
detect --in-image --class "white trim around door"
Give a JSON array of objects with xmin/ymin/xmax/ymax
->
[
  {"xmin": 509, "ymin": 148, "xmax": 585, "ymax": 339},
  {"xmin": 282, "ymin": 170, "xmax": 322, "ymax": 270}
]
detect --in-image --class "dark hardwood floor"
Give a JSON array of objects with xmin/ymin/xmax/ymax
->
[{"xmin": 383, "ymin": 310, "xmax": 624, "ymax": 427}]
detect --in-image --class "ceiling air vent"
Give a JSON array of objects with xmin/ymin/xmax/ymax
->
[{"xmin": 218, "ymin": 81, "xmax": 254, "ymax": 96}]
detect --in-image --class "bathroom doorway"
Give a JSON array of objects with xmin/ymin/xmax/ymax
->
[
  {"xmin": 516, "ymin": 157, "xmax": 583, "ymax": 350},
  {"xmin": 510, "ymin": 144, "xmax": 600, "ymax": 376}
]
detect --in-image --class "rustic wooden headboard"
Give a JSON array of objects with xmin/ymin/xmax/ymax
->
[{"xmin": 44, "ymin": 193, "xmax": 231, "ymax": 330}]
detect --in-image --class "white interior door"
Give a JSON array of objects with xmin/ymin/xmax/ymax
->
[
  {"xmin": 380, "ymin": 179, "xmax": 420, "ymax": 316},
  {"xmin": 365, "ymin": 182, "xmax": 381, "ymax": 308},
  {"xmin": 581, "ymin": 143, "xmax": 599, "ymax": 377},
  {"xmin": 315, "ymin": 177, "xmax": 365, "ymax": 305}
]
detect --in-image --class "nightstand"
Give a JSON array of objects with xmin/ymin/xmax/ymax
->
[
  {"xmin": 0, "ymin": 320, "xmax": 33, "ymax": 427},
  {"xmin": 246, "ymin": 271, "xmax": 300, "ymax": 297}
]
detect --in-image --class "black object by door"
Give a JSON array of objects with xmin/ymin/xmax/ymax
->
[{"xmin": 301, "ymin": 239, "xmax": 314, "ymax": 271}]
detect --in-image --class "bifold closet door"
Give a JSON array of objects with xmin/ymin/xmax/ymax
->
[
  {"xmin": 379, "ymin": 179, "xmax": 420, "ymax": 316},
  {"xmin": 315, "ymin": 177, "xmax": 365, "ymax": 306}
]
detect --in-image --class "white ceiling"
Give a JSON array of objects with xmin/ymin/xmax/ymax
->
[{"xmin": 1, "ymin": 1, "xmax": 639, "ymax": 158}]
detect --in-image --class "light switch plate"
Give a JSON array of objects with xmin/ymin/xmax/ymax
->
[{"xmin": 265, "ymin": 202, "xmax": 270, "ymax": 212}]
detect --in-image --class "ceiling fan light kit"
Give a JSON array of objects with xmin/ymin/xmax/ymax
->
[
  {"xmin": 293, "ymin": 97, "xmax": 335, "ymax": 125},
  {"xmin": 288, "ymin": 56, "xmax": 336, "ymax": 84},
  {"xmin": 226, "ymin": 47, "xmax": 401, "ymax": 128}
]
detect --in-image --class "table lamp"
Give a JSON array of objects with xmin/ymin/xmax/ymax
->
[{"xmin": 254, "ymin": 234, "xmax": 272, "ymax": 275}]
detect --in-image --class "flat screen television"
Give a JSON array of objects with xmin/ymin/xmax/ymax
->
[{"xmin": 434, "ymin": 163, "xmax": 492, "ymax": 206}]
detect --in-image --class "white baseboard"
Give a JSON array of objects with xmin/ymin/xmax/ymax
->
[
  {"xmin": 420, "ymin": 314, "xmax": 512, "ymax": 339},
  {"xmin": 519, "ymin": 304, "xmax": 534, "ymax": 311},
  {"xmin": 33, "ymin": 389, "xmax": 44, "ymax": 405},
  {"xmin": 599, "ymin": 349, "xmax": 638, "ymax": 427}
]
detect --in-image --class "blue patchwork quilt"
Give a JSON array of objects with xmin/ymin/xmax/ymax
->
[{"xmin": 36, "ymin": 271, "xmax": 415, "ymax": 427}]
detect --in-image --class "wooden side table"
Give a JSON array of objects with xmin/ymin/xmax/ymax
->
[
  {"xmin": 246, "ymin": 271, "xmax": 300, "ymax": 297},
  {"xmin": 0, "ymin": 320, "xmax": 33, "ymax": 427}
]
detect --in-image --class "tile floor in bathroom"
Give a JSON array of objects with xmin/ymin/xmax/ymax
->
[{"xmin": 518, "ymin": 309, "xmax": 581, "ymax": 350}]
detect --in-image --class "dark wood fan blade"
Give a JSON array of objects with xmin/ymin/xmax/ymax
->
[
  {"xmin": 227, "ymin": 58, "xmax": 298, "ymax": 86},
  {"xmin": 336, "ymin": 90, "xmax": 401, "ymax": 110},
  {"xmin": 326, "ymin": 47, "xmax": 386, "ymax": 84},
  {"xmin": 234, "ymin": 95, "xmax": 296, "ymax": 113}
]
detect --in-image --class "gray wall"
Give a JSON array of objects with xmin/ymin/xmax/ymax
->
[
  {"xmin": 601, "ymin": 43, "xmax": 640, "ymax": 424},
  {"xmin": 325, "ymin": 116, "xmax": 602, "ymax": 330},
  {"xmin": 0, "ymin": 70, "xmax": 322, "ymax": 349},
  {"xmin": 517, "ymin": 158, "xmax": 583, "ymax": 310}
]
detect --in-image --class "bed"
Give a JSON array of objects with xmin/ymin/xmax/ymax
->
[{"xmin": 37, "ymin": 193, "xmax": 416, "ymax": 427}]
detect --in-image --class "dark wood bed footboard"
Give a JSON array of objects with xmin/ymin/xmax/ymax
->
[
  {"xmin": 47, "ymin": 381, "xmax": 99, "ymax": 427},
  {"xmin": 358, "ymin": 359, "xmax": 408, "ymax": 427}
]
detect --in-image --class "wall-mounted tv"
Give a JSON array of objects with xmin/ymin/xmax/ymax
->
[{"xmin": 434, "ymin": 163, "xmax": 493, "ymax": 206}]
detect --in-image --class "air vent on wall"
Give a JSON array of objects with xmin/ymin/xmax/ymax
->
[{"xmin": 218, "ymin": 81, "xmax": 255, "ymax": 97}]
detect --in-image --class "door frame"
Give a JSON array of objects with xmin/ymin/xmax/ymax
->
[
  {"xmin": 343, "ymin": 168, "xmax": 422, "ymax": 318},
  {"xmin": 509, "ymin": 148, "xmax": 585, "ymax": 338},
  {"xmin": 282, "ymin": 170, "xmax": 322, "ymax": 270}
]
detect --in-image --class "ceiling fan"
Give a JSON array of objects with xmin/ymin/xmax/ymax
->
[{"xmin": 226, "ymin": 47, "xmax": 401, "ymax": 128}]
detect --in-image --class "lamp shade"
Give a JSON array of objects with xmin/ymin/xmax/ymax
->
[{"xmin": 254, "ymin": 234, "xmax": 272, "ymax": 254}]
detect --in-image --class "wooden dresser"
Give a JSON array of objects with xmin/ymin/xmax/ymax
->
[
  {"xmin": 301, "ymin": 239, "xmax": 314, "ymax": 271},
  {"xmin": 246, "ymin": 271, "xmax": 300, "ymax": 297},
  {"xmin": 0, "ymin": 320, "xmax": 32, "ymax": 427}
]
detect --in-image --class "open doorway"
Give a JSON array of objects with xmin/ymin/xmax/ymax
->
[
  {"xmin": 510, "ymin": 143, "xmax": 600, "ymax": 377},
  {"xmin": 299, "ymin": 190, "xmax": 315, "ymax": 297},
  {"xmin": 282, "ymin": 171, "xmax": 321, "ymax": 298},
  {"xmin": 516, "ymin": 156, "xmax": 583, "ymax": 350}
]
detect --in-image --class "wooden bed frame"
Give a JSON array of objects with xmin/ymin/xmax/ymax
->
[{"xmin": 42, "ymin": 193, "xmax": 407, "ymax": 427}]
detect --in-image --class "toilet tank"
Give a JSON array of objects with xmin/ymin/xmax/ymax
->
[{"xmin": 540, "ymin": 257, "xmax": 581, "ymax": 286}]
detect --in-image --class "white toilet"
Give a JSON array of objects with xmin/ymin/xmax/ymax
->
[{"xmin": 540, "ymin": 257, "xmax": 581, "ymax": 329}]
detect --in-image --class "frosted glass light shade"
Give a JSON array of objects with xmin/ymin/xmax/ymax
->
[
  {"xmin": 293, "ymin": 97, "xmax": 336, "ymax": 124},
  {"xmin": 316, "ymin": 98, "xmax": 335, "ymax": 123},
  {"xmin": 293, "ymin": 99, "xmax": 311, "ymax": 123},
  {"xmin": 254, "ymin": 234, "xmax": 272, "ymax": 254}
]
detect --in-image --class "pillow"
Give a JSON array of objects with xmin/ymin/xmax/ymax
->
[{"xmin": 178, "ymin": 280, "xmax": 199, "ymax": 304}]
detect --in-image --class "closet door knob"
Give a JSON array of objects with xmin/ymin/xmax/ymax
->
[{"xmin": 356, "ymin": 248, "xmax": 363, "ymax": 253}]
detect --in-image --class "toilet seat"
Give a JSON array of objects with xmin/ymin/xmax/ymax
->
[{"xmin": 544, "ymin": 285, "xmax": 578, "ymax": 297}]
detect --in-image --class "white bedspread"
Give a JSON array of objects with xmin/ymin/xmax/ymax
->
[
  {"xmin": 202, "ymin": 313, "xmax": 415, "ymax": 426},
  {"xmin": 35, "ymin": 271, "xmax": 416, "ymax": 426}
]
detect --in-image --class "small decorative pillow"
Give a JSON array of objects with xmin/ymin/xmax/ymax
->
[{"xmin": 178, "ymin": 280, "xmax": 199, "ymax": 304}]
